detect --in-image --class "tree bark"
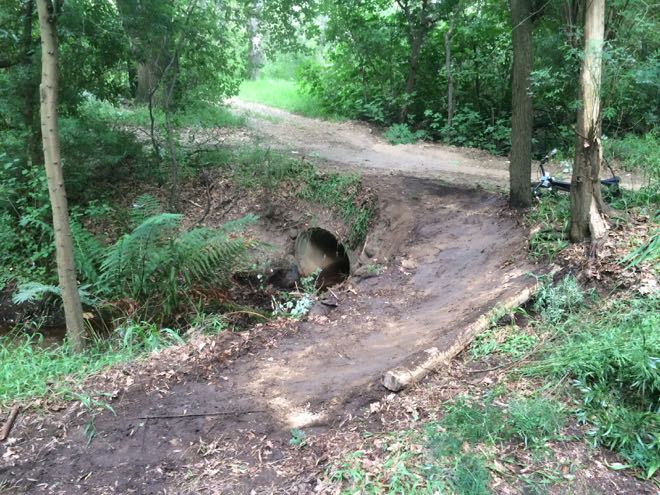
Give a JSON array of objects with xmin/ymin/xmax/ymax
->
[
  {"xmin": 509, "ymin": 0, "xmax": 533, "ymax": 208},
  {"xmin": 136, "ymin": 61, "xmax": 159, "ymax": 103},
  {"xmin": 247, "ymin": 0, "xmax": 263, "ymax": 80},
  {"xmin": 570, "ymin": 0, "xmax": 606, "ymax": 243},
  {"xmin": 36, "ymin": 0, "xmax": 85, "ymax": 352}
]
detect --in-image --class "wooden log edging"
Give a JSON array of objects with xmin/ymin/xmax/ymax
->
[{"xmin": 382, "ymin": 266, "xmax": 560, "ymax": 392}]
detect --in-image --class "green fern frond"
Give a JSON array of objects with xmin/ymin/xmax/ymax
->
[
  {"xmin": 100, "ymin": 213, "xmax": 181, "ymax": 297},
  {"xmin": 99, "ymin": 213, "xmax": 257, "ymax": 319},
  {"xmin": 12, "ymin": 281, "xmax": 97, "ymax": 306},
  {"xmin": 70, "ymin": 220, "xmax": 104, "ymax": 285},
  {"xmin": 129, "ymin": 194, "xmax": 162, "ymax": 228}
]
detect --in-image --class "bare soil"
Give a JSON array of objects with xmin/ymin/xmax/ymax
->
[
  {"xmin": 229, "ymin": 98, "xmax": 649, "ymax": 190},
  {"xmin": 1, "ymin": 103, "xmax": 651, "ymax": 494}
]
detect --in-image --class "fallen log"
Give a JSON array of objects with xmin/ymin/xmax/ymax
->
[{"xmin": 382, "ymin": 265, "xmax": 560, "ymax": 392}]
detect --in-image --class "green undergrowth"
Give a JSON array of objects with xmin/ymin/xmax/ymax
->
[
  {"xmin": 526, "ymin": 293, "xmax": 660, "ymax": 478},
  {"xmin": 238, "ymin": 78, "xmax": 333, "ymax": 119},
  {"xmin": 605, "ymin": 131, "xmax": 660, "ymax": 182},
  {"xmin": 328, "ymin": 276, "xmax": 659, "ymax": 493},
  {"xmin": 88, "ymin": 97, "xmax": 246, "ymax": 129},
  {"xmin": 527, "ymin": 184, "xmax": 658, "ymax": 261},
  {"xmin": 0, "ymin": 321, "xmax": 186, "ymax": 408}
]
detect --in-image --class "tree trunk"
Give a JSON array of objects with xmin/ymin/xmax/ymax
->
[
  {"xmin": 509, "ymin": 0, "xmax": 533, "ymax": 208},
  {"xmin": 247, "ymin": 1, "xmax": 263, "ymax": 80},
  {"xmin": 36, "ymin": 0, "xmax": 85, "ymax": 352},
  {"xmin": 399, "ymin": 35, "xmax": 423, "ymax": 122},
  {"xmin": 444, "ymin": 22, "xmax": 454, "ymax": 128},
  {"xmin": 136, "ymin": 61, "xmax": 159, "ymax": 103},
  {"xmin": 570, "ymin": 0, "xmax": 606, "ymax": 243}
]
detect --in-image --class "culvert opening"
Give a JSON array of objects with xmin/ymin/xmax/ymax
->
[{"xmin": 295, "ymin": 228, "xmax": 350, "ymax": 289}]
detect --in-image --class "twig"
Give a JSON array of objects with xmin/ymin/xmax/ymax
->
[
  {"xmin": 135, "ymin": 410, "xmax": 264, "ymax": 421},
  {"xmin": 0, "ymin": 406, "xmax": 20, "ymax": 441}
]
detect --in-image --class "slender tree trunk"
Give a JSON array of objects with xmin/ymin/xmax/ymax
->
[
  {"xmin": 36, "ymin": 0, "xmax": 85, "ymax": 352},
  {"xmin": 400, "ymin": 35, "xmax": 423, "ymax": 122},
  {"xmin": 247, "ymin": 0, "xmax": 263, "ymax": 80},
  {"xmin": 136, "ymin": 61, "xmax": 159, "ymax": 103},
  {"xmin": 509, "ymin": 0, "xmax": 533, "ymax": 207},
  {"xmin": 570, "ymin": 0, "xmax": 607, "ymax": 243},
  {"xmin": 444, "ymin": 19, "xmax": 454, "ymax": 128}
]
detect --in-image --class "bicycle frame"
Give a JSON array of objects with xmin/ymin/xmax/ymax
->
[{"xmin": 533, "ymin": 149, "xmax": 620, "ymax": 197}]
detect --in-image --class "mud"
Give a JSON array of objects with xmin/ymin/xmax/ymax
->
[{"xmin": 1, "ymin": 173, "xmax": 541, "ymax": 494}]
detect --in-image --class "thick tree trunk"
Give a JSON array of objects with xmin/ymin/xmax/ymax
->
[
  {"xmin": 509, "ymin": 0, "xmax": 533, "ymax": 208},
  {"xmin": 36, "ymin": 0, "xmax": 86, "ymax": 352},
  {"xmin": 570, "ymin": 0, "xmax": 606, "ymax": 243},
  {"xmin": 444, "ymin": 24, "xmax": 454, "ymax": 128}
]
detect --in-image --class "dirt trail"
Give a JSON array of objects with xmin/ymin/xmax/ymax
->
[
  {"xmin": 2, "ymin": 108, "xmax": 545, "ymax": 494},
  {"xmin": 230, "ymin": 98, "xmax": 648, "ymax": 190},
  {"xmin": 230, "ymin": 98, "xmax": 509, "ymax": 188}
]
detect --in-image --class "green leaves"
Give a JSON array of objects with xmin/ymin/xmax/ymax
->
[{"xmin": 99, "ymin": 211, "xmax": 257, "ymax": 319}]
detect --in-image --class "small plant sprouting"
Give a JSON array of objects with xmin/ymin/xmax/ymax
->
[
  {"xmin": 366, "ymin": 263, "xmax": 384, "ymax": 275},
  {"xmin": 289, "ymin": 428, "xmax": 307, "ymax": 448}
]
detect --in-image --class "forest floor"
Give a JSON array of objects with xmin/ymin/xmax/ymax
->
[{"xmin": 1, "ymin": 103, "xmax": 656, "ymax": 494}]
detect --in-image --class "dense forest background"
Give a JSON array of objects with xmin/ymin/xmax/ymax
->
[{"xmin": 0, "ymin": 0, "xmax": 657, "ymax": 340}]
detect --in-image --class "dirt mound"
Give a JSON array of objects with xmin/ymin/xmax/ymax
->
[{"xmin": 1, "ymin": 174, "xmax": 543, "ymax": 494}]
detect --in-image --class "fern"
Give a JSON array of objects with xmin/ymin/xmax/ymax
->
[
  {"xmin": 100, "ymin": 213, "xmax": 181, "ymax": 299},
  {"xmin": 129, "ymin": 194, "xmax": 162, "ymax": 228},
  {"xmin": 12, "ymin": 282, "xmax": 97, "ymax": 306},
  {"xmin": 70, "ymin": 220, "xmax": 105, "ymax": 285},
  {"xmin": 100, "ymin": 213, "xmax": 257, "ymax": 318}
]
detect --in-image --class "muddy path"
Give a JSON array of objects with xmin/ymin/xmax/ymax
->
[
  {"xmin": 2, "ymin": 175, "xmax": 542, "ymax": 493},
  {"xmin": 1, "ymin": 106, "xmax": 551, "ymax": 493}
]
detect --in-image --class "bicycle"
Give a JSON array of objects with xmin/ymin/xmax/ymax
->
[{"xmin": 532, "ymin": 148, "xmax": 620, "ymax": 198}]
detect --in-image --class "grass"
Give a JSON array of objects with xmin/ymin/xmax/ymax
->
[
  {"xmin": 604, "ymin": 130, "xmax": 660, "ymax": 181},
  {"xmin": 526, "ymin": 294, "xmax": 660, "ymax": 478},
  {"xmin": 329, "ymin": 432, "xmax": 450, "ymax": 494},
  {"xmin": 527, "ymin": 193, "xmax": 570, "ymax": 260},
  {"xmin": 328, "ymin": 273, "xmax": 658, "ymax": 493},
  {"xmin": 85, "ymin": 96, "xmax": 245, "ymax": 129},
  {"xmin": 200, "ymin": 145, "xmax": 374, "ymax": 248},
  {"xmin": 0, "ymin": 322, "xmax": 185, "ymax": 407},
  {"xmin": 238, "ymin": 78, "xmax": 333, "ymax": 119}
]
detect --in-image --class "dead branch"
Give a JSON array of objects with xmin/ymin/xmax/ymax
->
[{"xmin": 0, "ymin": 406, "xmax": 20, "ymax": 441}]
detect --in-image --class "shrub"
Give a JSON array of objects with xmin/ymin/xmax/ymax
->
[
  {"xmin": 59, "ymin": 102, "xmax": 145, "ymax": 201},
  {"xmin": 100, "ymin": 213, "xmax": 257, "ymax": 319},
  {"xmin": 383, "ymin": 123, "xmax": 427, "ymax": 145}
]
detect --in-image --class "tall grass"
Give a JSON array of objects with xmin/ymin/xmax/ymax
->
[
  {"xmin": 604, "ymin": 130, "xmax": 660, "ymax": 181},
  {"xmin": 527, "ymin": 292, "xmax": 659, "ymax": 478},
  {"xmin": 0, "ymin": 323, "xmax": 183, "ymax": 407},
  {"xmin": 238, "ymin": 79, "xmax": 332, "ymax": 119}
]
